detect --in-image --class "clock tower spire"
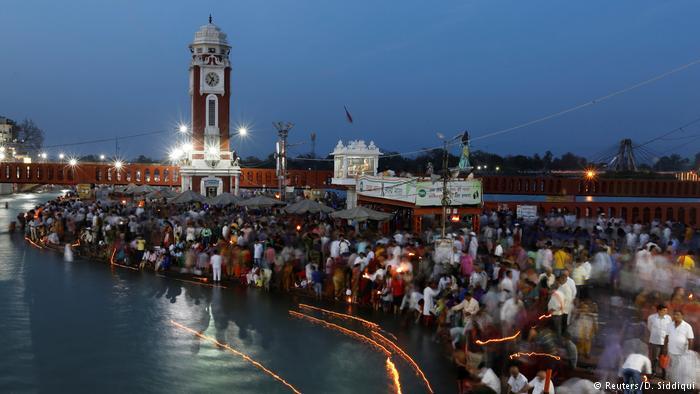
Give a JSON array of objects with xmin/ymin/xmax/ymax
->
[{"xmin": 180, "ymin": 19, "xmax": 240, "ymax": 197}]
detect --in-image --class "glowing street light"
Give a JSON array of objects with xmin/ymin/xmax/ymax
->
[
  {"xmin": 585, "ymin": 170, "xmax": 596, "ymax": 179},
  {"xmin": 238, "ymin": 127, "xmax": 248, "ymax": 136},
  {"xmin": 178, "ymin": 124, "xmax": 189, "ymax": 133},
  {"xmin": 169, "ymin": 147, "xmax": 184, "ymax": 161},
  {"xmin": 59, "ymin": 153, "xmax": 65, "ymax": 160},
  {"xmin": 100, "ymin": 154, "xmax": 106, "ymax": 160},
  {"xmin": 40, "ymin": 152, "xmax": 47, "ymax": 159},
  {"xmin": 114, "ymin": 160, "xmax": 123, "ymax": 169},
  {"xmin": 68, "ymin": 158, "xmax": 78, "ymax": 166}
]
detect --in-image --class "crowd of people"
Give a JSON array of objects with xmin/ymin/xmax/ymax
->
[{"xmin": 17, "ymin": 189, "xmax": 700, "ymax": 393}]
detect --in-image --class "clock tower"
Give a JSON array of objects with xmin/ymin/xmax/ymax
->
[{"xmin": 180, "ymin": 17, "xmax": 241, "ymax": 197}]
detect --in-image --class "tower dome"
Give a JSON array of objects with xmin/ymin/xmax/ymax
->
[{"xmin": 190, "ymin": 16, "xmax": 230, "ymax": 49}]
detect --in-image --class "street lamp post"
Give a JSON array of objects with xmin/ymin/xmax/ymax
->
[
  {"xmin": 273, "ymin": 121, "xmax": 294, "ymax": 200},
  {"xmin": 436, "ymin": 132, "xmax": 463, "ymax": 239}
]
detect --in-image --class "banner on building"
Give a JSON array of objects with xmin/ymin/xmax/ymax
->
[
  {"xmin": 357, "ymin": 176, "xmax": 415, "ymax": 203},
  {"xmin": 357, "ymin": 176, "xmax": 482, "ymax": 206},
  {"xmin": 415, "ymin": 180, "xmax": 482, "ymax": 206}
]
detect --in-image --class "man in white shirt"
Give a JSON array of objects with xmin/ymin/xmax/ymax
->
[
  {"xmin": 356, "ymin": 252, "xmax": 368, "ymax": 271},
  {"xmin": 469, "ymin": 266, "xmax": 488, "ymax": 291},
  {"xmin": 422, "ymin": 282, "xmax": 440, "ymax": 324},
  {"xmin": 438, "ymin": 274, "xmax": 452, "ymax": 292},
  {"xmin": 572, "ymin": 259, "xmax": 591, "ymax": 293},
  {"xmin": 561, "ymin": 270, "xmax": 577, "ymax": 324},
  {"xmin": 527, "ymin": 370, "xmax": 555, "ymax": 394},
  {"xmin": 542, "ymin": 242, "xmax": 554, "ymax": 271},
  {"xmin": 506, "ymin": 365, "xmax": 529, "ymax": 394},
  {"xmin": 253, "ymin": 240, "xmax": 264, "ymax": 266},
  {"xmin": 548, "ymin": 281, "xmax": 567, "ymax": 337},
  {"xmin": 555, "ymin": 275, "xmax": 573, "ymax": 332},
  {"xmin": 329, "ymin": 239, "xmax": 341, "ymax": 259},
  {"xmin": 494, "ymin": 243, "xmax": 504, "ymax": 258},
  {"xmin": 666, "ymin": 310, "xmax": 695, "ymax": 384},
  {"xmin": 499, "ymin": 270, "xmax": 516, "ymax": 298},
  {"xmin": 339, "ymin": 237, "xmax": 350, "ymax": 255},
  {"xmin": 210, "ymin": 250, "xmax": 222, "ymax": 283},
  {"xmin": 449, "ymin": 292, "xmax": 480, "ymax": 346},
  {"xmin": 620, "ymin": 352, "xmax": 651, "ymax": 392},
  {"xmin": 539, "ymin": 266, "xmax": 556, "ymax": 289},
  {"xmin": 647, "ymin": 304, "xmax": 671, "ymax": 376}
]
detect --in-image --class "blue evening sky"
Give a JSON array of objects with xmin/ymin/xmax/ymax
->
[{"xmin": 2, "ymin": 0, "xmax": 700, "ymax": 162}]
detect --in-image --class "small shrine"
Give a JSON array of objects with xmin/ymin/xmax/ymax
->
[{"xmin": 330, "ymin": 140, "xmax": 381, "ymax": 208}]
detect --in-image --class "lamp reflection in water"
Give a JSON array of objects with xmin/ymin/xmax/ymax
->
[{"xmin": 170, "ymin": 319, "xmax": 302, "ymax": 394}]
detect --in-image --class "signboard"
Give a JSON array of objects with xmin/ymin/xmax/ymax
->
[
  {"xmin": 415, "ymin": 180, "xmax": 482, "ymax": 206},
  {"xmin": 357, "ymin": 176, "xmax": 483, "ymax": 206},
  {"xmin": 357, "ymin": 176, "xmax": 415, "ymax": 203},
  {"xmin": 76, "ymin": 184, "xmax": 93, "ymax": 200},
  {"xmin": 203, "ymin": 178, "xmax": 221, "ymax": 187},
  {"xmin": 516, "ymin": 204, "xmax": 538, "ymax": 219}
]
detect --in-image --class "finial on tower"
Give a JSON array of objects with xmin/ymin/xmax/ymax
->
[{"xmin": 209, "ymin": 14, "xmax": 213, "ymax": 24}]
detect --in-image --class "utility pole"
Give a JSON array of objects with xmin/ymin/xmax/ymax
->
[
  {"xmin": 441, "ymin": 138, "xmax": 451, "ymax": 239},
  {"xmin": 274, "ymin": 121, "xmax": 294, "ymax": 200}
]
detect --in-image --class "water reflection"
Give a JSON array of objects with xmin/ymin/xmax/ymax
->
[{"xmin": 0, "ymin": 192, "xmax": 453, "ymax": 393}]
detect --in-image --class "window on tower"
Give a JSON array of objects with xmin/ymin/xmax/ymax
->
[
  {"xmin": 208, "ymin": 47, "xmax": 216, "ymax": 53},
  {"xmin": 196, "ymin": 48, "xmax": 202, "ymax": 53},
  {"xmin": 208, "ymin": 99, "xmax": 216, "ymax": 126}
]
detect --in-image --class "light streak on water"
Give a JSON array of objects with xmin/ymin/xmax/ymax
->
[
  {"xmin": 24, "ymin": 236, "xmax": 43, "ymax": 249},
  {"xmin": 289, "ymin": 310, "xmax": 390, "ymax": 356},
  {"xmin": 475, "ymin": 330, "xmax": 521, "ymax": 345},
  {"xmin": 170, "ymin": 320, "xmax": 302, "ymax": 394},
  {"xmin": 509, "ymin": 351, "xmax": 561, "ymax": 361},
  {"xmin": 386, "ymin": 357, "xmax": 402, "ymax": 394},
  {"xmin": 298, "ymin": 303, "xmax": 399, "ymax": 341},
  {"xmin": 371, "ymin": 331, "xmax": 434, "ymax": 394},
  {"xmin": 298, "ymin": 303, "xmax": 378, "ymax": 329}
]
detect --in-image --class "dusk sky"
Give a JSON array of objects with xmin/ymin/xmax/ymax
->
[{"xmin": 2, "ymin": 0, "xmax": 700, "ymax": 162}]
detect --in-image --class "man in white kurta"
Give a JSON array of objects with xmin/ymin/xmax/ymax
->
[
  {"xmin": 666, "ymin": 310, "xmax": 695, "ymax": 384},
  {"xmin": 647, "ymin": 304, "xmax": 671, "ymax": 376}
]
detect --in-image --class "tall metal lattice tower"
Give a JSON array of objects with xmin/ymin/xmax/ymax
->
[{"xmin": 610, "ymin": 138, "xmax": 637, "ymax": 171}]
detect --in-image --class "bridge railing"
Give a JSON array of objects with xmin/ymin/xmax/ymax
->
[
  {"xmin": 0, "ymin": 162, "xmax": 334, "ymax": 189},
  {"xmin": 481, "ymin": 175, "xmax": 700, "ymax": 198}
]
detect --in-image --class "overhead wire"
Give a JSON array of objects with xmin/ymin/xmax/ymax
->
[
  {"xmin": 39, "ymin": 57, "xmax": 700, "ymax": 162},
  {"xmin": 470, "ymin": 57, "xmax": 700, "ymax": 143},
  {"xmin": 42, "ymin": 129, "xmax": 170, "ymax": 149}
]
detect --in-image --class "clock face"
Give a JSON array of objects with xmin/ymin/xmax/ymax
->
[{"xmin": 205, "ymin": 72, "xmax": 220, "ymax": 87}]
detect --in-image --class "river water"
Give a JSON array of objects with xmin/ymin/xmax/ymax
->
[{"xmin": 0, "ymin": 192, "xmax": 454, "ymax": 394}]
